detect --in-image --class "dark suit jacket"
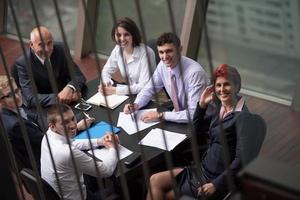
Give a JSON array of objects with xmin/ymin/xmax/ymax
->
[
  {"xmin": 0, "ymin": 108, "xmax": 44, "ymax": 171},
  {"xmin": 193, "ymin": 100, "xmax": 249, "ymax": 194},
  {"xmin": 15, "ymin": 42, "xmax": 86, "ymax": 108}
]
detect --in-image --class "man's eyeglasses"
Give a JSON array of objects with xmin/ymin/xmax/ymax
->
[{"xmin": 0, "ymin": 88, "xmax": 21, "ymax": 99}]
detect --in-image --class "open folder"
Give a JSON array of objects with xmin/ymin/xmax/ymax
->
[
  {"xmin": 75, "ymin": 121, "xmax": 120, "ymax": 140},
  {"xmin": 86, "ymin": 92, "xmax": 128, "ymax": 109}
]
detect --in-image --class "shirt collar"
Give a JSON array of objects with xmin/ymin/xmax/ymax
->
[
  {"xmin": 235, "ymin": 96, "xmax": 245, "ymax": 112},
  {"xmin": 116, "ymin": 45, "xmax": 139, "ymax": 63},
  {"xmin": 168, "ymin": 58, "xmax": 182, "ymax": 77},
  {"xmin": 47, "ymin": 128, "xmax": 74, "ymax": 144},
  {"xmin": 219, "ymin": 96, "xmax": 245, "ymax": 119},
  {"xmin": 33, "ymin": 52, "xmax": 46, "ymax": 65}
]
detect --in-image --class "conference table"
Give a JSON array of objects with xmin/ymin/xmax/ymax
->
[{"xmin": 79, "ymin": 79, "xmax": 193, "ymax": 182}]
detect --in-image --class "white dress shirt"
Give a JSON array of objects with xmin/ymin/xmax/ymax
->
[
  {"xmin": 41, "ymin": 129, "xmax": 117, "ymax": 200},
  {"xmin": 101, "ymin": 44, "xmax": 156, "ymax": 95},
  {"xmin": 135, "ymin": 56, "xmax": 210, "ymax": 123}
]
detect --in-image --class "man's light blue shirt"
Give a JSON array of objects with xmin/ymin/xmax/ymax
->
[{"xmin": 134, "ymin": 56, "xmax": 209, "ymax": 123}]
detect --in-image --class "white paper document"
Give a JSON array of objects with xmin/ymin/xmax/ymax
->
[
  {"xmin": 139, "ymin": 128, "xmax": 187, "ymax": 151},
  {"xmin": 86, "ymin": 92, "xmax": 128, "ymax": 109},
  {"xmin": 117, "ymin": 108, "xmax": 160, "ymax": 135},
  {"xmin": 88, "ymin": 145, "xmax": 133, "ymax": 161}
]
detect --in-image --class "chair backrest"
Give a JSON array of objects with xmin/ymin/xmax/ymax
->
[
  {"xmin": 237, "ymin": 113, "xmax": 267, "ymax": 166},
  {"xmin": 20, "ymin": 168, "xmax": 60, "ymax": 200},
  {"xmin": 147, "ymin": 39, "xmax": 160, "ymax": 65}
]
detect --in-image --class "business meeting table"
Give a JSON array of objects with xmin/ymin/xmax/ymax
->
[{"xmin": 77, "ymin": 79, "xmax": 194, "ymax": 191}]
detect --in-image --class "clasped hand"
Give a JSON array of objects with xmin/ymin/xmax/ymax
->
[
  {"xmin": 58, "ymin": 86, "xmax": 81, "ymax": 104},
  {"xmin": 197, "ymin": 183, "xmax": 216, "ymax": 197},
  {"xmin": 98, "ymin": 133, "xmax": 119, "ymax": 149}
]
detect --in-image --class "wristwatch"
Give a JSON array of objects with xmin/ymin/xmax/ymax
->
[{"xmin": 158, "ymin": 112, "xmax": 164, "ymax": 120}]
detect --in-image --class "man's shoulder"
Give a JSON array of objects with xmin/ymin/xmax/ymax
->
[
  {"xmin": 15, "ymin": 49, "xmax": 31, "ymax": 65},
  {"xmin": 0, "ymin": 109, "xmax": 20, "ymax": 133},
  {"xmin": 52, "ymin": 42, "xmax": 65, "ymax": 54},
  {"xmin": 181, "ymin": 56, "xmax": 202, "ymax": 68}
]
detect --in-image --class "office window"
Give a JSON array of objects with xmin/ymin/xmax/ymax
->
[
  {"xmin": 6, "ymin": 0, "xmax": 78, "ymax": 49},
  {"xmin": 198, "ymin": 0, "xmax": 300, "ymax": 104},
  {"xmin": 96, "ymin": 0, "xmax": 186, "ymax": 55}
]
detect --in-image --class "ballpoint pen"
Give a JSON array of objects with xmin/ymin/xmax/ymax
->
[
  {"xmin": 128, "ymin": 105, "xmax": 135, "ymax": 122},
  {"xmin": 81, "ymin": 98, "xmax": 87, "ymax": 103},
  {"xmin": 83, "ymin": 112, "xmax": 91, "ymax": 119}
]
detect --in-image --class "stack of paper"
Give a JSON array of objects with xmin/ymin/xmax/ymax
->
[
  {"xmin": 88, "ymin": 145, "xmax": 133, "ymax": 161},
  {"xmin": 117, "ymin": 108, "xmax": 160, "ymax": 135},
  {"xmin": 139, "ymin": 128, "xmax": 187, "ymax": 151},
  {"xmin": 86, "ymin": 92, "xmax": 128, "ymax": 109}
]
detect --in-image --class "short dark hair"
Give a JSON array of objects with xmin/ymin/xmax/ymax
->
[
  {"xmin": 156, "ymin": 32, "xmax": 181, "ymax": 48},
  {"xmin": 213, "ymin": 64, "xmax": 242, "ymax": 93},
  {"xmin": 47, "ymin": 103, "xmax": 72, "ymax": 124},
  {"xmin": 111, "ymin": 17, "xmax": 141, "ymax": 47}
]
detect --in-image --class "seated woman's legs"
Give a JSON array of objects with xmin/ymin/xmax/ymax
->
[{"xmin": 146, "ymin": 168, "xmax": 183, "ymax": 200}]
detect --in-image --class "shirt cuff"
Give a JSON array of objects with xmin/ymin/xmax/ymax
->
[
  {"xmin": 90, "ymin": 139, "xmax": 98, "ymax": 147},
  {"xmin": 67, "ymin": 84, "xmax": 76, "ymax": 91},
  {"xmin": 116, "ymin": 85, "xmax": 129, "ymax": 95}
]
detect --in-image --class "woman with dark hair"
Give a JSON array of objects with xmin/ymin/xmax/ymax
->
[
  {"xmin": 146, "ymin": 64, "xmax": 249, "ymax": 200},
  {"xmin": 99, "ymin": 17, "xmax": 156, "ymax": 95}
]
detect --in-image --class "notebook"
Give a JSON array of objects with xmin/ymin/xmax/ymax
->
[
  {"xmin": 75, "ymin": 121, "xmax": 120, "ymax": 140},
  {"xmin": 86, "ymin": 92, "xmax": 128, "ymax": 109}
]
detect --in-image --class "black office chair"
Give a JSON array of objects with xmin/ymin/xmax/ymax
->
[
  {"xmin": 20, "ymin": 168, "xmax": 61, "ymax": 200},
  {"xmin": 238, "ymin": 113, "xmax": 267, "ymax": 166},
  {"xmin": 146, "ymin": 39, "xmax": 160, "ymax": 65},
  {"xmin": 223, "ymin": 113, "xmax": 267, "ymax": 200}
]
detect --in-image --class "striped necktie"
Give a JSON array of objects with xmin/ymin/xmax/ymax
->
[{"xmin": 170, "ymin": 72, "xmax": 180, "ymax": 112}]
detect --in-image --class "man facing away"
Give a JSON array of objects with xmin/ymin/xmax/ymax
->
[
  {"xmin": 14, "ymin": 26, "xmax": 86, "ymax": 108},
  {"xmin": 124, "ymin": 32, "xmax": 209, "ymax": 123},
  {"xmin": 41, "ymin": 103, "xmax": 119, "ymax": 200}
]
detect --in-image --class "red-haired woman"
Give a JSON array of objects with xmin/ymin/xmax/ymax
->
[{"xmin": 147, "ymin": 64, "xmax": 249, "ymax": 200}]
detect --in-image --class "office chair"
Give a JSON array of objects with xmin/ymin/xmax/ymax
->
[
  {"xmin": 223, "ymin": 113, "xmax": 267, "ymax": 200},
  {"xmin": 238, "ymin": 113, "xmax": 266, "ymax": 166},
  {"xmin": 20, "ymin": 168, "xmax": 61, "ymax": 200},
  {"xmin": 147, "ymin": 39, "xmax": 160, "ymax": 65}
]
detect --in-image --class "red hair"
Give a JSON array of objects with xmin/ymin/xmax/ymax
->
[{"xmin": 213, "ymin": 64, "xmax": 241, "ymax": 93}]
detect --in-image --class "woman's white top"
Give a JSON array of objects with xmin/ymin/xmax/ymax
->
[{"xmin": 101, "ymin": 43, "xmax": 156, "ymax": 95}]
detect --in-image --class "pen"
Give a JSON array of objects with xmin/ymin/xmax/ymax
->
[
  {"xmin": 128, "ymin": 105, "xmax": 135, "ymax": 121},
  {"xmin": 81, "ymin": 98, "xmax": 87, "ymax": 103},
  {"xmin": 83, "ymin": 112, "xmax": 91, "ymax": 119}
]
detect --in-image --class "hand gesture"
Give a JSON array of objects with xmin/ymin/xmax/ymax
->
[{"xmin": 199, "ymin": 85, "xmax": 214, "ymax": 108}]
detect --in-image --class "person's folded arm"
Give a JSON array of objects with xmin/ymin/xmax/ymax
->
[{"xmin": 74, "ymin": 147, "xmax": 118, "ymax": 177}]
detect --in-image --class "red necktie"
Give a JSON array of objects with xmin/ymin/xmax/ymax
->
[{"xmin": 170, "ymin": 72, "xmax": 180, "ymax": 112}]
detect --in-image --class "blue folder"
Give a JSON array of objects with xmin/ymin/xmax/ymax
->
[{"xmin": 75, "ymin": 121, "xmax": 120, "ymax": 139}]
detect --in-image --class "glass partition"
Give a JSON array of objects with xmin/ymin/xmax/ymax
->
[
  {"xmin": 95, "ymin": 0, "xmax": 186, "ymax": 55},
  {"xmin": 6, "ymin": 0, "xmax": 78, "ymax": 49},
  {"xmin": 198, "ymin": 0, "xmax": 300, "ymax": 104}
]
